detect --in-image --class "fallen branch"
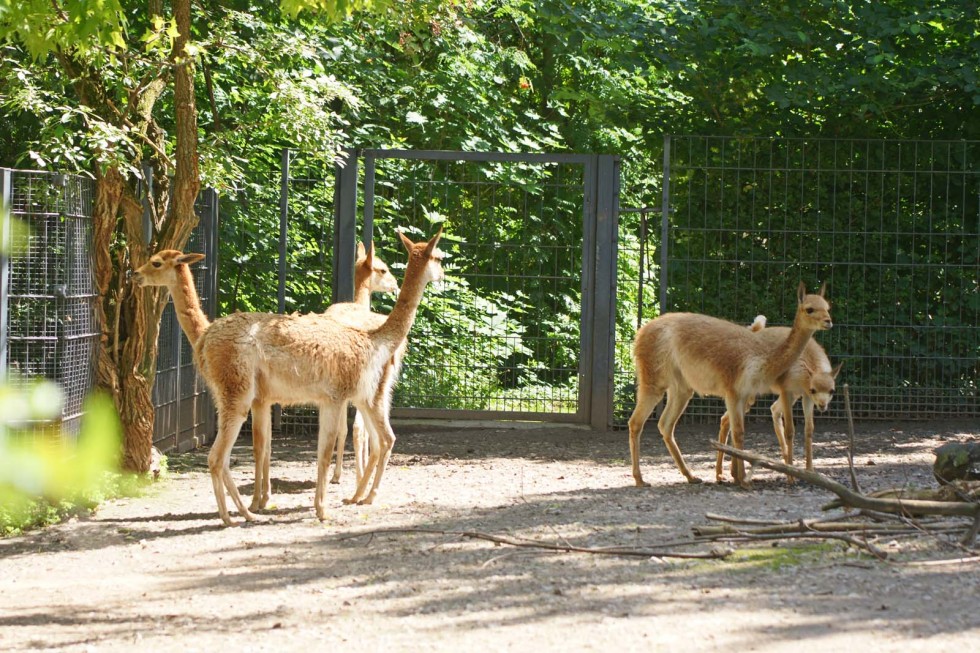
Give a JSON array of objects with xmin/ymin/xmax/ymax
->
[
  {"xmin": 334, "ymin": 527, "xmax": 730, "ymax": 560},
  {"xmin": 696, "ymin": 527, "xmax": 887, "ymax": 560},
  {"xmin": 713, "ymin": 443, "xmax": 980, "ymax": 520},
  {"xmin": 842, "ymin": 384, "xmax": 861, "ymax": 493}
]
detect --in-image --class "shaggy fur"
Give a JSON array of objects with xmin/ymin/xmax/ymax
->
[
  {"xmin": 628, "ymin": 282, "xmax": 833, "ymax": 488},
  {"xmin": 715, "ymin": 315, "xmax": 842, "ymax": 482},
  {"xmin": 133, "ymin": 229, "xmax": 442, "ymax": 525}
]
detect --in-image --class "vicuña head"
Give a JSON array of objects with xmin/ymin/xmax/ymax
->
[{"xmin": 354, "ymin": 241, "xmax": 399, "ymax": 302}]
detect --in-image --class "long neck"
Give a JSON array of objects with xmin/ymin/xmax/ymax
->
[
  {"xmin": 170, "ymin": 265, "xmax": 211, "ymax": 346},
  {"xmin": 762, "ymin": 309, "xmax": 815, "ymax": 379},
  {"xmin": 353, "ymin": 270, "xmax": 372, "ymax": 307},
  {"xmin": 373, "ymin": 260, "xmax": 428, "ymax": 344}
]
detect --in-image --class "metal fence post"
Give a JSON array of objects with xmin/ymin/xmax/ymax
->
[
  {"xmin": 659, "ymin": 135, "xmax": 672, "ymax": 315},
  {"xmin": 590, "ymin": 155, "xmax": 620, "ymax": 431},
  {"xmin": 333, "ymin": 149, "xmax": 358, "ymax": 304},
  {"xmin": 363, "ymin": 153, "xmax": 376, "ymax": 247},
  {"xmin": 0, "ymin": 169, "xmax": 11, "ymax": 377}
]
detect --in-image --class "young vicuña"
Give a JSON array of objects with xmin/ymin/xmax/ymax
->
[
  {"xmin": 628, "ymin": 282, "xmax": 832, "ymax": 488},
  {"xmin": 714, "ymin": 315, "xmax": 841, "ymax": 481}
]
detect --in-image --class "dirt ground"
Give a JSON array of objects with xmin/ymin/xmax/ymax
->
[{"xmin": 1, "ymin": 418, "xmax": 979, "ymax": 652}]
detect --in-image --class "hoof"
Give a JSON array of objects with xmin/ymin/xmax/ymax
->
[
  {"xmin": 342, "ymin": 497, "xmax": 358, "ymax": 505},
  {"xmin": 687, "ymin": 477, "xmax": 704, "ymax": 485},
  {"xmin": 329, "ymin": 478, "xmax": 341, "ymax": 485},
  {"xmin": 633, "ymin": 478, "xmax": 650, "ymax": 488}
]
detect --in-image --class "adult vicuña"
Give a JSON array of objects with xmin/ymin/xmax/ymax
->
[
  {"xmin": 628, "ymin": 282, "xmax": 832, "ymax": 488},
  {"xmin": 132, "ymin": 233, "xmax": 433, "ymax": 525},
  {"xmin": 714, "ymin": 315, "xmax": 841, "ymax": 482},
  {"xmin": 326, "ymin": 241, "xmax": 398, "ymax": 486}
]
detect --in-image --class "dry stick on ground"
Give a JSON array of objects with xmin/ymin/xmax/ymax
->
[
  {"xmin": 842, "ymin": 384, "xmax": 861, "ymax": 493},
  {"xmin": 335, "ymin": 527, "xmax": 731, "ymax": 560},
  {"xmin": 714, "ymin": 442, "xmax": 980, "ymax": 546}
]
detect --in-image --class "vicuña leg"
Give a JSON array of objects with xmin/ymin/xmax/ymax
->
[
  {"xmin": 723, "ymin": 396, "xmax": 751, "ymax": 488},
  {"xmin": 627, "ymin": 384, "xmax": 665, "ymax": 487},
  {"xmin": 345, "ymin": 404, "xmax": 396, "ymax": 505},
  {"xmin": 249, "ymin": 400, "xmax": 273, "ymax": 510},
  {"xmin": 313, "ymin": 403, "xmax": 346, "ymax": 521},
  {"xmin": 208, "ymin": 404, "xmax": 255, "ymax": 526},
  {"xmin": 351, "ymin": 411, "xmax": 370, "ymax": 485},
  {"xmin": 657, "ymin": 388, "xmax": 701, "ymax": 484},
  {"xmin": 801, "ymin": 395, "xmax": 816, "ymax": 471},
  {"xmin": 329, "ymin": 414, "xmax": 349, "ymax": 485}
]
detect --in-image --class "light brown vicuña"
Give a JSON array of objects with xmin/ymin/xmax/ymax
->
[
  {"xmin": 326, "ymin": 241, "xmax": 398, "ymax": 486},
  {"xmin": 715, "ymin": 315, "xmax": 842, "ymax": 482},
  {"xmin": 628, "ymin": 282, "xmax": 832, "ymax": 488},
  {"xmin": 133, "ymin": 229, "xmax": 443, "ymax": 525}
]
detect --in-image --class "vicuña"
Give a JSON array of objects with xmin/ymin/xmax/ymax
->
[{"xmin": 628, "ymin": 282, "xmax": 832, "ymax": 488}]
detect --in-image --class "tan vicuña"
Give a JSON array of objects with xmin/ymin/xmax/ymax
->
[
  {"xmin": 628, "ymin": 282, "xmax": 833, "ymax": 488},
  {"xmin": 715, "ymin": 315, "xmax": 842, "ymax": 482},
  {"xmin": 133, "ymin": 228, "xmax": 444, "ymax": 525}
]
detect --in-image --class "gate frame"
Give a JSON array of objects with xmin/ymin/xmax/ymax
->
[{"xmin": 335, "ymin": 149, "xmax": 620, "ymax": 429}]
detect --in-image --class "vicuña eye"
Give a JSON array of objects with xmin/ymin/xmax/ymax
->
[
  {"xmin": 152, "ymin": 261, "xmax": 162, "ymax": 268},
  {"xmin": 805, "ymin": 307, "xmax": 814, "ymax": 314}
]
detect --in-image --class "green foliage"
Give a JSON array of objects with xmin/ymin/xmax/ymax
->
[{"xmin": 0, "ymin": 381, "xmax": 134, "ymax": 536}]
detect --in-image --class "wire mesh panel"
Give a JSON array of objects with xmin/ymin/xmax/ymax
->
[
  {"xmin": 151, "ymin": 189, "xmax": 219, "ymax": 452},
  {"xmin": 361, "ymin": 150, "xmax": 596, "ymax": 422},
  {"xmin": 273, "ymin": 152, "xmax": 338, "ymax": 434},
  {"xmin": 619, "ymin": 136, "xmax": 980, "ymax": 426},
  {"xmin": 1, "ymin": 169, "xmax": 99, "ymax": 438}
]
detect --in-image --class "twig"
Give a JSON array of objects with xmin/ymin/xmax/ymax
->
[
  {"xmin": 842, "ymin": 384, "xmax": 861, "ymax": 493},
  {"xmin": 902, "ymin": 556, "xmax": 980, "ymax": 567},
  {"xmin": 701, "ymin": 529, "xmax": 887, "ymax": 560},
  {"xmin": 704, "ymin": 513, "xmax": 784, "ymax": 526},
  {"xmin": 714, "ymin": 443, "xmax": 980, "ymax": 519},
  {"xmin": 334, "ymin": 527, "xmax": 729, "ymax": 560}
]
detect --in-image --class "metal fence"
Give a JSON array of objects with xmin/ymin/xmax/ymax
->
[
  {"xmin": 616, "ymin": 136, "xmax": 980, "ymax": 426},
  {"xmin": 0, "ymin": 169, "xmax": 100, "ymax": 437}
]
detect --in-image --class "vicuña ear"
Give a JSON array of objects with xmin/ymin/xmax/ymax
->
[
  {"xmin": 797, "ymin": 281, "xmax": 807, "ymax": 304},
  {"xmin": 398, "ymin": 230, "xmax": 415, "ymax": 252},
  {"xmin": 818, "ymin": 281, "xmax": 827, "ymax": 297},
  {"xmin": 365, "ymin": 241, "xmax": 375, "ymax": 266},
  {"xmin": 831, "ymin": 362, "xmax": 843, "ymax": 378},
  {"xmin": 177, "ymin": 253, "xmax": 206, "ymax": 266},
  {"xmin": 356, "ymin": 241, "xmax": 366, "ymax": 259},
  {"xmin": 424, "ymin": 224, "xmax": 444, "ymax": 255}
]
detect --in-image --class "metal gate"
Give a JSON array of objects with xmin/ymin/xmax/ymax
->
[{"xmin": 335, "ymin": 150, "xmax": 619, "ymax": 428}]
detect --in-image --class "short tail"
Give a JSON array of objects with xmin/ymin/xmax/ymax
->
[{"xmin": 749, "ymin": 315, "xmax": 766, "ymax": 332}]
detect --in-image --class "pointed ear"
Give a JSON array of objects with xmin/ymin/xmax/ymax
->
[
  {"xmin": 177, "ymin": 253, "xmax": 206, "ymax": 266},
  {"xmin": 356, "ymin": 241, "xmax": 366, "ymax": 259},
  {"xmin": 831, "ymin": 362, "xmax": 843, "ymax": 378},
  {"xmin": 398, "ymin": 230, "xmax": 415, "ymax": 252},
  {"xmin": 797, "ymin": 281, "xmax": 807, "ymax": 303},
  {"xmin": 365, "ymin": 241, "xmax": 375, "ymax": 266},
  {"xmin": 423, "ymin": 224, "xmax": 444, "ymax": 255},
  {"xmin": 818, "ymin": 281, "xmax": 827, "ymax": 297}
]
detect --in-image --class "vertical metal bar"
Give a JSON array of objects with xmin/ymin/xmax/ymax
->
[
  {"xmin": 578, "ymin": 156, "xmax": 598, "ymax": 424},
  {"xmin": 278, "ymin": 149, "xmax": 290, "ymax": 315},
  {"xmin": 141, "ymin": 164, "xmax": 153, "ymax": 244},
  {"xmin": 363, "ymin": 154, "xmax": 376, "ymax": 247},
  {"xmin": 333, "ymin": 149, "xmax": 359, "ymax": 304},
  {"xmin": 204, "ymin": 188, "xmax": 219, "ymax": 442},
  {"xmin": 659, "ymin": 135, "xmax": 672, "ymax": 314},
  {"xmin": 0, "ymin": 169, "xmax": 11, "ymax": 377},
  {"xmin": 274, "ymin": 150, "xmax": 290, "ymax": 432},
  {"xmin": 590, "ymin": 155, "xmax": 620, "ymax": 431}
]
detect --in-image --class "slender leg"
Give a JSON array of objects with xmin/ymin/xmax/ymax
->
[
  {"xmin": 314, "ymin": 403, "xmax": 346, "ymax": 521},
  {"xmin": 658, "ymin": 388, "xmax": 700, "ymax": 484},
  {"xmin": 330, "ymin": 407, "xmax": 349, "ymax": 484},
  {"xmin": 351, "ymin": 410, "xmax": 369, "ymax": 485},
  {"xmin": 353, "ymin": 406, "xmax": 396, "ymax": 505},
  {"xmin": 724, "ymin": 396, "xmax": 751, "ymax": 488},
  {"xmin": 715, "ymin": 412, "xmax": 731, "ymax": 482},
  {"xmin": 208, "ymin": 405, "xmax": 254, "ymax": 526},
  {"xmin": 802, "ymin": 396, "xmax": 816, "ymax": 471},
  {"xmin": 779, "ymin": 393, "xmax": 797, "ymax": 465},
  {"xmin": 627, "ymin": 384, "xmax": 665, "ymax": 487},
  {"xmin": 249, "ymin": 401, "xmax": 272, "ymax": 511},
  {"xmin": 770, "ymin": 398, "xmax": 788, "ymax": 461}
]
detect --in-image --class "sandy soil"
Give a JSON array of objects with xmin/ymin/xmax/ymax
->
[{"xmin": 1, "ymin": 419, "xmax": 979, "ymax": 652}]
